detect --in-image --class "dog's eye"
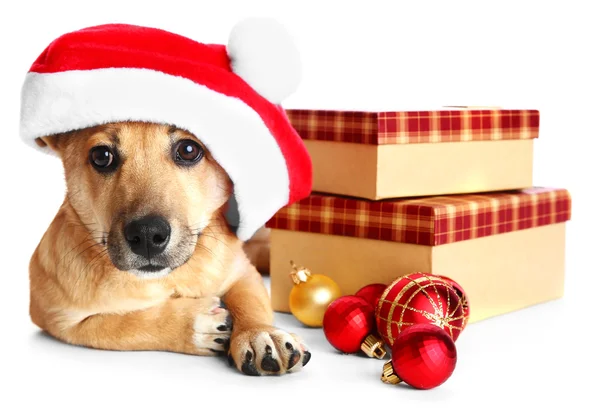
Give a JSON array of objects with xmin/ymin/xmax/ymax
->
[
  {"xmin": 174, "ymin": 140, "xmax": 204, "ymax": 165},
  {"xmin": 89, "ymin": 146, "xmax": 116, "ymax": 172}
]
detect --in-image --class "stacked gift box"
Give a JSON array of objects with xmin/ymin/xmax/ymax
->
[{"xmin": 266, "ymin": 107, "xmax": 571, "ymax": 323}]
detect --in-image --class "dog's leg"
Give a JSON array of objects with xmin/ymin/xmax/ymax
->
[
  {"xmin": 243, "ymin": 227, "xmax": 270, "ymax": 274},
  {"xmin": 52, "ymin": 297, "xmax": 232, "ymax": 355},
  {"xmin": 224, "ymin": 268, "xmax": 311, "ymax": 376}
]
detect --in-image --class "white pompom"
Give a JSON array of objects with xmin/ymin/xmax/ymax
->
[{"xmin": 227, "ymin": 17, "xmax": 302, "ymax": 104}]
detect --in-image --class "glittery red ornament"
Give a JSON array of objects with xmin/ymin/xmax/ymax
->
[
  {"xmin": 355, "ymin": 283, "xmax": 388, "ymax": 309},
  {"xmin": 376, "ymin": 272, "xmax": 466, "ymax": 346},
  {"xmin": 381, "ymin": 324, "xmax": 457, "ymax": 390},
  {"xmin": 435, "ymin": 274, "xmax": 470, "ymax": 325},
  {"xmin": 323, "ymin": 296, "xmax": 386, "ymax": 358}
]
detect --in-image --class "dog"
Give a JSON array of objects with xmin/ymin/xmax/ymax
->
[{"xmin": 29, "ymin": 122, "xmax": 310, "ymax": 376}]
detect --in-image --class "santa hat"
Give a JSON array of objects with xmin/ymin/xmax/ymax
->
[{"xmin": 19, "ymin": 19, "xmax": 312, "ymax": 241}]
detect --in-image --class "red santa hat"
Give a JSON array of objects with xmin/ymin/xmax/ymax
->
[{"xmin": 20, "ymin": 19, "xmax": 312, "ymax": 241}]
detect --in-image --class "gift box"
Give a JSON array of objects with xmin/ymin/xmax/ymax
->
[
  {"xmin": 287, "ymin": 108, "xmax": 540, "ymax": 200},
  {"xmin": 266, "ymin": 187, "xmax": 571, "ymax": 323}
]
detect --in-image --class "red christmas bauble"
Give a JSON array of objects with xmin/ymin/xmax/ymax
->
[
  {"xmin": 323, "ymin": 296, "xmax": 375, "ymax": 354},
  {"xmin": 435, "ymin": 274, "xmax": 470, "ymax": 325},
  {"xmin": 386, "ymin": 323, "xmax": 457, "ymax": 390},
  {"xmin": 376, "ymin": 272, "xmax": 465, "ymax": 346},
  {"xmin": 355, "ymin": 283, "xmax": 388, "ymax": 309}
]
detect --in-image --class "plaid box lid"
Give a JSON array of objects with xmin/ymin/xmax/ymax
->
[
  {"xmin": 266, "ymin": 187, "xmax": 571, "ymax": 246},
  {"xmin": 286, "ymin": 108, "xmax": 540, "ymax": 145}
]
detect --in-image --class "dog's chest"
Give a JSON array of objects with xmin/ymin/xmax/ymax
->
[{"xmin": 170, "ymin": 275, "xmax": 224, "ymax": 298}]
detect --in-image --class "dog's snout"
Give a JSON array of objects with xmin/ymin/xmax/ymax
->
[{"xmin": 123, "ymin": 216, "xmax": 171, "ymax": 258}]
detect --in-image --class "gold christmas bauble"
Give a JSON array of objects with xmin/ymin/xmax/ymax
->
[{"xmin": 288, "ymin": 262, "xmax": 341, "ymax": 327}]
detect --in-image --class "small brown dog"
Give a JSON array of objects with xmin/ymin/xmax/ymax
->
[
  {"xmin": 29, "ymin": 122, "xmax": 310, "ymax": 375},
  {"xmin": 21, "ymin": 20, "xmax": 312, "ymax": 375}
]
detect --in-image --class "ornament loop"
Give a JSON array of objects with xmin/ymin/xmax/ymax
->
[
  {"xmin": 381, "ymin": 360, "xmax": 402, "ymax": 385},
  {"xmin": 289, "ymin": 260, "xmax": 312, "ymax": 285},
  {"xmin": 360, "ymin": 334, "xmax": 387, "ymax": 359}
]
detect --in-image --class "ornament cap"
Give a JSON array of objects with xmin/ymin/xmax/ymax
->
[
  {"xmin": 381, "ymin": 360, "xmax": 402, "ymax": 385},
  {"xmin": 289, "ymin": 261, "xmax": 312, "ymax": 284},
  {"xmin": 360, "ymin": 334, "xmax": 387, "ymax": 359}
]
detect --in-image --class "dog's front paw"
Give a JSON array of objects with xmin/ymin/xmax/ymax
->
[
  {"xmin": 228, "ymin": 327, "xmax": 311, "ymax": 376},
  {"xmin": 192, "ymin": 297, "xmax": 232, "ymax": 355}
]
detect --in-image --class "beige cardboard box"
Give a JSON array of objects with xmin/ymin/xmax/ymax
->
[
  {"xmin": 287, "ymin": 109, "xmax": 540, "ymax": 200},
  {"xmin": 266, "ymin": 188, "xmax": 571, "ymax": 323}
]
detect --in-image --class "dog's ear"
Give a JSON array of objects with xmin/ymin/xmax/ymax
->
[{"xmin": 34, "ymin": 135, "xmax": 61, "ymax": 153}]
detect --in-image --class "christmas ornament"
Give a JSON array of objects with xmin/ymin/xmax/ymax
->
[
  {"xmin": 355, "ymin": 283, "xmax": 387, "ymax": 309},
  {"xmin": 381, "ymin": 324, "xmax": 457, "ymax": 390},
  {"xmin": 289, "ymin": 261, "xmax": 341, "ymax": 327},
  {"xmin": 322, "ymin": 296, "xmax": 386, "ymax": 359},
  {"xmin": 435, "ymin": 274, "xmax": 470, "ymax": 324},
  {"xmin": 376, "ymin": 272, "xmax": 466, "ymax": 346}
]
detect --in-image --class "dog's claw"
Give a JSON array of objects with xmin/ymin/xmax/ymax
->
[
  {"xmin": 302, "ymin": 351, "xmax": 311, "ymax": 366},
  {"xmin": 241, "ymin": 350, "xmax": 260, "ymax": 376},
  {"xmin": 287, "ymin": 350, "xmax": 301, "ymax": 370},
  {"xmin": 216, "ymin": 314, "xmax": 232, "ymax": 332},
  {"xmin": 241, "ymin": 363, "xmax": 260, "ymax": 376},
  {"xmin": 261, "ymin": 348, "xmax": 281, "ymax": 373}
]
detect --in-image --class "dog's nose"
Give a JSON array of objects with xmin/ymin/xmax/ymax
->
[{"xmin": 123, "ymin": 216, "xmax": 171, "ymax": 258}]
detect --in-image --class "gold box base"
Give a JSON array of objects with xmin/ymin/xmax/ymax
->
[
  {"xmin": 306, "ymin": 139, "xmax": 534, "ymax": 200},
  {"xmin": 269, "ymin": 223, "xmax": 565, "ymax": 323}
]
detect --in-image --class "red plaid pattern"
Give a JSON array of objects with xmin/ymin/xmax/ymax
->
[
  {"xmin": 286, "ymin": 109, "xmax": 540, "ymax": 145},
  {"xmin": 266, "ymin": 188, "xmax": 571, "ymax": 246}
]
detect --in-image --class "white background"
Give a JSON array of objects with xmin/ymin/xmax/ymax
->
[{"xmin": 1, "ymin": 0, "xmax": 599, "ymax": 416}]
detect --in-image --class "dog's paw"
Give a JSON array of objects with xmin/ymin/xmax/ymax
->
[
  {"xmin": 192, "ymin": 297, "xmax": 232, "ymax": 355},
  {"xmin": 228, "ymin": 327, "xmax": 311, "ymax": 376}
]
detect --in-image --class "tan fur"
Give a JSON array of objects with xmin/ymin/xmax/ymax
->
[
  {"xmin": 243, "ymin": 227, "xmax": 271, "ymax": 274},
  {"xmin": 30, "ymin": 122, "xmax": 308, "ymax": 375}
]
